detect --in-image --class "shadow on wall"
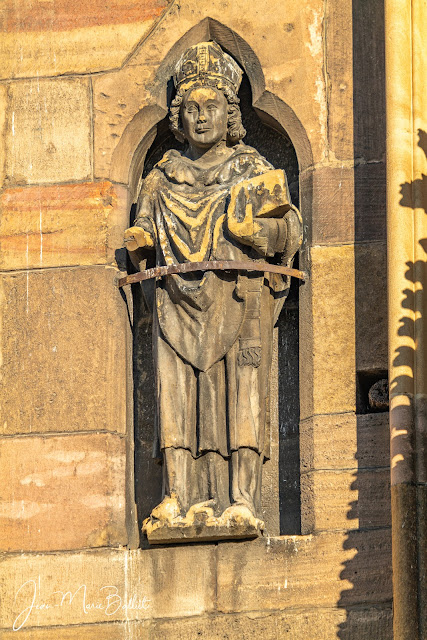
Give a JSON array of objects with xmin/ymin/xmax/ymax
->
[
  {"xmin": 393, "ymin": 128, "xmax": 427, "ymax": 410},
  {"xmin": 338, "ymin": 1, "xmax": 394, "ymax": 637}
]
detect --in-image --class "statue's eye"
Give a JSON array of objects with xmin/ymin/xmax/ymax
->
[
  {"xmin": 185, "ymin": 105, "xmax": 197, "ymax": 113},
  {"xmin": 207, "ymin": 104, "xmax": 217, "ymax": 110}
]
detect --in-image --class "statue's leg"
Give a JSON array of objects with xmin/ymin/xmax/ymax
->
[
  {"xmin": 162, "ymin": 447, "xmax": 196, "ymax": 515},
  {"xmin": 204, "ymin": 451, "xmax": 229, "ymax": 516},
  {"xmin": 230, "ymin": 447, "xmax": 262, "ymax": 516}
]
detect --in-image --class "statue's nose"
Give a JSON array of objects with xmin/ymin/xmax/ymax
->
[{"xmin": 198, "ymin": 112, "xmax": 207, "ymax": 122}]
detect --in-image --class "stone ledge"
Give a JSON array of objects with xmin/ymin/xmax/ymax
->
[
  {"xmin": 0, "ymin": 530, "xmax": 391, "ymax": 630},
  {"xmin": 0, "ymin": 546, "xmax": 216, "ymax": 630},
  {"xmin": 1, "ymin": 604, "xmax": 393, "ymax": 639}
]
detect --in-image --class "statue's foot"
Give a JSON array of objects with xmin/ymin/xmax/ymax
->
[
  {"xmin": 219, "ymin": 504, "xmax": 265, "ymax": 531},
  {"xmin": 231, "ymin": 497, "xmax": 256, "ymax": 517},
  {"xmin": 184, "ymin": 500, "xmax": 216, "ymax": 523},
  {"xmin": 149, "ymin": 493, "xmax": 182, "ymax": 523}
]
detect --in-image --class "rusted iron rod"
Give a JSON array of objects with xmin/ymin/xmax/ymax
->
[{"xmin": 117, "ymin": 260, "xmax": 307, "ymax": 288}]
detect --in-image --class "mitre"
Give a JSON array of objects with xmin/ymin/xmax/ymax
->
[{"xmin": 174, "ymin": 41, "xmax": 243, "ymax": 93}]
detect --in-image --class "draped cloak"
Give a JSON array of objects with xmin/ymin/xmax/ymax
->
[{"xmin": 133, "ymin": 143, "xmax": 300, "ymax": 461}]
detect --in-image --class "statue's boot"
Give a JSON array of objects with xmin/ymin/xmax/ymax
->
[
  {"xmin": 185, "ymin": 499, "xmax": 216, "ymax": 523},
  {"xmin": 149, "ymin": 493, "xmax": 181, "ymax": 523},
  {"xmin": 162, "ymin": 447, "xmax": 195, "ymax": 515},
  {"xmin": 230, "ymin": 447, "xmax": 263, "ymax": 517}
]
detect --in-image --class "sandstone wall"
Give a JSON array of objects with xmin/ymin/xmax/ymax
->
[{"xmin": 0, "ymin": 1, "xmax": 391, "ymax": 638}]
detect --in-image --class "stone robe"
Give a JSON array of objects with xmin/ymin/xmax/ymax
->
[{"xmin": 133, "ymin": 143, "xmax": 298, "ymax": 464}]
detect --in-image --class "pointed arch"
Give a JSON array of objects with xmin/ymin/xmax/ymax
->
[{"xmin": 111, "ymin": 18, "xmax": 312, "ymax": 201}]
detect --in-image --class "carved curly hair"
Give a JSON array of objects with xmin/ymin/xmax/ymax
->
[{"xmin": 169, "ymin": 80, "xmax": 246, "ymax": 144}]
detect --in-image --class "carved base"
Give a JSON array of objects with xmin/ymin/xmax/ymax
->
[{"xmin": 143, "ymin": 503, "xmax": 264, "ymax": 545}]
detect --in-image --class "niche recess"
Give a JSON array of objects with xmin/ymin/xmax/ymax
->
[{"xmin": 131, "ymin": 70, "xmax": 302, "ymax": 539}]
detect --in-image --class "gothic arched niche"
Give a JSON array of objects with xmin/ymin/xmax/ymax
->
[{"xmin": 131, "ymin": 66, "xmax": 303, "ymax": 540}]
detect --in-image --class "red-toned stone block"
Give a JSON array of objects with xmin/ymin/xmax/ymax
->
[
  {"xmin": 0, "ymin": 433, "xmax": 127, "ymax": 552},
  {"xmin": 0, "ymin": 182, "xmax": 129, "ymax": 270}
]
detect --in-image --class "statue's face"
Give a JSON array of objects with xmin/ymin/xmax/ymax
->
[{"xmin": 181, "ymin": 87, "xmax": 228, "ymax": 149}]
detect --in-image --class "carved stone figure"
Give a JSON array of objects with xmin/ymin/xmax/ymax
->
[{"xmin": 124, "ymin": 41, "xmax": 302, "ymax": 543}]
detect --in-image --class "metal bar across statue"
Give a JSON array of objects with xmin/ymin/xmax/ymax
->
[{"xmin": 117, "ymin": 260, "xmax": 307, "ymax": 288}]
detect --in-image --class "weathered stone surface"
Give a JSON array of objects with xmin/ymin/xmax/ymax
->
[
  {"xmin": 148, "ymin": 606, "xmax": 392, "ymax": 639},
  {"xmin": 0, "ymin": 182, "xmax": 129, "ymax": 270},
  {"xmin": 5, "ymin": 79, "xmax": 91, "ymax": 185},
  {"xmin": 0, "ymin": 85, "xmax": 7, "ymax": 189},
  {"xmin": 325, "ymin": 0, "xmax": 354, "ymax": 161},
  {"xmin": 300, "ymin": 468, "xmax": 391, "ymax": 532},
  {"xmin": 0, "ymin": 433, "xmax": 127, "ymax": 552},
  {"xmin": 0, "ymin": 537, "xmax": 392, "ymax": 632},
  {"xmin": 300, "ymin": 244, "xmax": 356, "ymax": 420},
  {"xmin": 0, "ymin": 1, "xmax": 170, "ymax": 80},
  {"xmin": 1, "ymin": 622, "xmax": 148, "ymax": 639},
  {"xmin": 217, "ymin": 529, "xmax": 392, "ymax": 612},
  {"xmin": 351, "ymin": 0, "xmax": 386, "ymax": 163},
  {"xmin": 261, "ymin": 327, "xmax": 280, "ymax": 535},
  {"xmin": 0, "ymin": 266, "xmax": 127, "ymax": 436},
  {"xmin": 303, "ymin": 165, "xmax": 354, "ymax": 244},
  {"xmin": 355, "ymin": 242, "xmax": 388, "ymax": 371},
  {"xmin": 300, "ymin": 412, "xmax": 390, "ymax": 471},
  {"xmin": 353, "ymin": 163, "xmax": 387, "ymax": 243},
  {"xmin": 1, "ymin": 605, "xmax": 393, "ymax": 639},
  {"xmin": 303, "ymin": 162, "xmax": 387, "ymax": 245},
  {"xmin": 0, "ymin": 547, "xmax": 215, "ymax": 629}
]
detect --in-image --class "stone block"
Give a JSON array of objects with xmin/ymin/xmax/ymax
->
[
  {"xmin": 93, "ymin": 69, "xmax": 162, "ymax": 184},
  {"xmin": 304, "ymin": 165, "xmax": 354, "ymax": 245},
  {"xmin": 5, "ymin": 79, "xmax": 91, "ymax": 185},
  {"xmin": 353, "ymin": 163, "xmax": 387, "ymax": 243},
  {"xmin": 148, "ymin": 605, "xmax": 392, "ymax": 639},
  {"xmin": 0, "ymin": 266, "xmax": 127, "ymax": 436},
  {"xmin": 304, "ymin": 162, "xmax": 387, "ymax": 246},
  {"xmin": 0, "ymin": 547, "xmax": 215, "ymax": 630},
  {"xmin": 355, "ymin": 242, "xmax": 388, "ymax": 371},
  {"xmin": 0, "ymin": 1, "xmax": 170, "ymax": 80},
  {"xmin": 351, "ymin": 0, "xmax": 386, "ymax": 163},
  {"xmin": 216, "ymin": 529, "xmax": 392, "ymax": 613},
  {"xmin": 0, "ymin": 182, "xmax": 129, "ymax": 270},
  {"xmin": 324, "ymin": 0, "xmax": 354, "ymax": 161},
  {"xmin": 300, "ymin": 412, "xmax": 390, "ymax": 472},
  {"xmin": 300, "ymin": 244, "xmax": 356, "ymax": 420},
  {"xmin": 0, "ymin": 433, "xmax": 127, "ymax": 552},
  {"xmin": 256, "ymin": 0, "xmax": 328, "ymax": 166},
  {"xmin": 300, "ymin": 468, "xmax": 391, "ymax": 532}
]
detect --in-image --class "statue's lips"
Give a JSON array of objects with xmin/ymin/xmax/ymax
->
[{"xmin": 195, "ymin": 127, "xmax": 211, "ymax": 133}]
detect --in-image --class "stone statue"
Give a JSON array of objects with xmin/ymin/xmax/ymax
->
[{"xmin": 124, "ymin": 41, "xmax": 302, "ymax": 544}]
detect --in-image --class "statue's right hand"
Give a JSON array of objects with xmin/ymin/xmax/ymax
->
[{"xmin": 123, "ymin": 226, "xmax": 155, "ymax": 251}]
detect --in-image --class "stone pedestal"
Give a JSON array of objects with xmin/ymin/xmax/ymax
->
[{"xmin": 143, "ymin": 505, "xmax": 264, "ymax": 545}]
